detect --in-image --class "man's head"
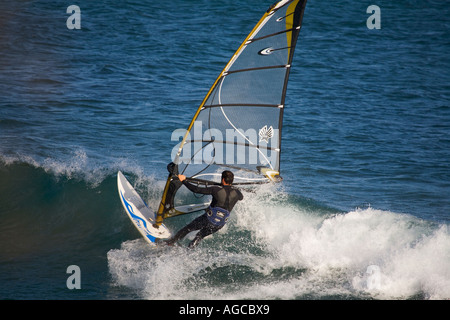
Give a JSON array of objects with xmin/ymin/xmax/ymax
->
[{"xmin": 221, "ymin": 170, "xmax": 234, "ymax": 185}]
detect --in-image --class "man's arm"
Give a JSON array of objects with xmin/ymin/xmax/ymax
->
[{"xmin": 178, "ymin": 174, "xmax": 213, "ymax": 195}]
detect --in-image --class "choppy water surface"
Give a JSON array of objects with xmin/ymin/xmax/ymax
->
[{"xmin": 0, "ymin": 0, "xmax": 449, "ymax": 299}]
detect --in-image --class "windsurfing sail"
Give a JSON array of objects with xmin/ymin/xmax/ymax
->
[{"xmin": 155, "ymin": 0, "xmax": 307, "ymax": 226}]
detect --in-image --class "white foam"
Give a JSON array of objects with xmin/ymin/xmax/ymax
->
[
  {"xmin": 352, "ymin": 224, "xmax": 450, "ymax": 299},
  {"xmin": 107, "ymin": 182, "xmax": 450, "ymax": 300},
  {"xmin": 240, "ymin": 187, "xmax": 450, "ymax": 299},
  {"xmin": 0, "ymin": 149, "xmax": 154, "ymax": 188}
]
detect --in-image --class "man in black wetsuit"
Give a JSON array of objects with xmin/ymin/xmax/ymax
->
[{"xmin": 165, "ymin": 170, "xmax": 243, "ymax": 248}]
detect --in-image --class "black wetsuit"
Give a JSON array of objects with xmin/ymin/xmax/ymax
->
[{"xmin": 167, "ymin": 181, "xmax": 243, "ymax": 248}]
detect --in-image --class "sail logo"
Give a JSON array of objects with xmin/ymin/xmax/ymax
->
[
  {"xmin": 259, "ymin": 125, "xmax": 274, "ymax": 143},
  {"xmin": 258, "ymin": 47, "xmax": 273, "ymax": 55},
  {"xmin": 171, "ymin": 120, "xmax": 278, "ymax": 166}
]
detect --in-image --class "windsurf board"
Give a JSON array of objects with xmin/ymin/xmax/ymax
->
[{"xmin": 117, "ymin": 171, "xmax": 171, "ymax": 244}]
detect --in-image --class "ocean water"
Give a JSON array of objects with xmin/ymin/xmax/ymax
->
[{"xmin": 1, "ymin": 0, "xmax": 449, "ymax": 300}]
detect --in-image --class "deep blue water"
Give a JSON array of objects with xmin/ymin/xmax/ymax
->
[{"xmin": 0, "ymin": 0, "xmax": 449, "ymax": 300}]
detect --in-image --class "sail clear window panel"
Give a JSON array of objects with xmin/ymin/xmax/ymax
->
[{"xmin": 205, "ymin": 68, "xmax": 286, "ymax": 106}]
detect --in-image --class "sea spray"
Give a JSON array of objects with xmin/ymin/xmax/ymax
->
[
  {"xmin": 2, "ymin": 157, "xmax": 447, "ymax": 299},
  {"xmin": 107, "ymin": 181, "xmax": 450, "ymax": 299}
]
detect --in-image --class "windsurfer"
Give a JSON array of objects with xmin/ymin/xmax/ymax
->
[{"xmin": 164, "ymin": 170, "xmax": 243, "ymax": 248}]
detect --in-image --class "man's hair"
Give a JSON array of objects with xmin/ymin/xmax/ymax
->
[{"xmin": 222, "ymin": 170, "xmax": 234, "ymax": 184}]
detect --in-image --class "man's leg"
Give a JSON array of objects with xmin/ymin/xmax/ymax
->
[
  {"xmin": 188, "ymin": 224, "xmax": 223, "ymax": 248},
  {"xmin": 166, "ymin": 214, "xmax": 206, "ymax": 245}
]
